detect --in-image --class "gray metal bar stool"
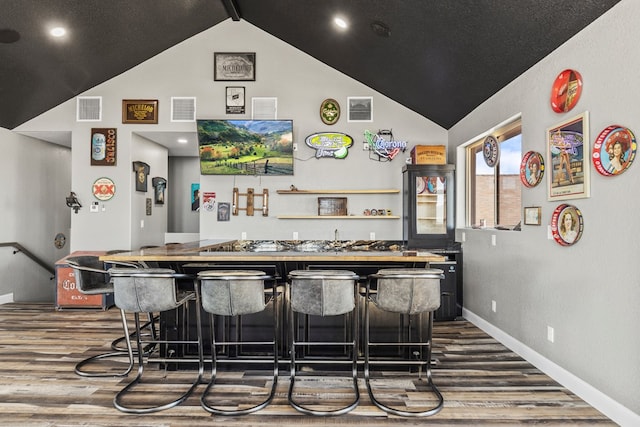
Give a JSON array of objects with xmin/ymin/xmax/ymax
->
[
  {"xmin": 365, "ymin": 268, "xmax": 444, "ymax": 417},
  {"xmin": 287, "ymin": 269, "xmax": 360, "ymax": 416},
  {"xmin": 66, "ymin": 256, "xmax": 140, "ymax": 378},
  {"xmin": 197, "ymin": 270, "xmax": 278, "ymax": 415},
  {"xmin": 109, "ymin": 268, "xmax": 204, "ymax": 414}
]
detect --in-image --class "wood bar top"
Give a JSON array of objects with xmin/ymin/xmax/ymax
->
[{"xmin": 100, "ymin": 240, "xmax": 446, "ymax": 263}]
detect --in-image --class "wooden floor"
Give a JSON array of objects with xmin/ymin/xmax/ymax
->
[{"xmin": 0, "ymin": 303, "xmax": 614, "ymax": 426}]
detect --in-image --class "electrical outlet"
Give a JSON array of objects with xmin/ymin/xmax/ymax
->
[
  {"xmin": 491, "ymin": 234, "xmax": 497, "ymax": 246},
  {"xmin": 547, "ymin": 326, "xmax": 554, "ymax": 343},
  {"xmin": 370, "ymin": 232, "xmax": 375, "ymax": 240},
  {"xmin": 140, "ymin": 220, "xmax": 144, "ymax": 228},
  {"xmin": 241, "ymin": 232, "xmax": 247, "ymax": 240},
  {"xmin": 293, "ymin": 231, "xmax": 299, "ymax": 240},
  {"xmin": 293, "ymin": 143, "xmax": 298, "ymax": 151},
  {"xmin": 461, "ymin": 232, "xmax": 466, "ymax": 242},
  {"xmin": 491, "ymin": 300, "xmax": 497, "ymax": 312},
  {"xmin": 363, "ymin": 142, "xmax": 370, "ymax": 151}
]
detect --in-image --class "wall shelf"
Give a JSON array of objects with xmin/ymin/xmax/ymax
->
[
  {"xmin": 277, "ymin": 189, "xmax": 399, "ymax": 194},
  {"xmin": 276, "ymin": 188, "xmax": 400, "ymax": 219},
  {"xmin": 276, "ymin": 215, "xmax": 400, "ymax": 219}
]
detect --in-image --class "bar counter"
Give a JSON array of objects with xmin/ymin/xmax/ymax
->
[{"xmin": 100, "ymin": 239, "xmax": 446, "ymax": 264}]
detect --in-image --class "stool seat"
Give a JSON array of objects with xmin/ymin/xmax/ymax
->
[
  {"xmin": 289, "ymin": 269, "xmax": 358, "ymax": 316},
  {"xmin": 198, "ymin": 270, "xmax": 269, "ymax": 317},
  {"xmin": 371, "ymin": 268, "xmax": 443, "ymax": 315}
]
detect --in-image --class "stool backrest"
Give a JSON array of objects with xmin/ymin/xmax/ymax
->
[
  {"xmin": 110, "ymin": 268, "xmax": 180, "ymax": 312},
  {"xmin": 374, "ymin": 269, "xmax": 443, "ymax": 315},
  {"xmin": 66, "ymin": 256, "xmax": 111, "ymax": 295},
  {"xmin": 199, "ymin": 270, "xmax": 268, "ymax": 316},
  {"xmin": 289, "ymin": 270, "xmax": 358, "ymax": 316}
]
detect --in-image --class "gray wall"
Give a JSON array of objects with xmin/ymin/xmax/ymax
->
[
  {"xmin": 449, "ymin": 0, "xmax": 639, "ymax": 422},
  {"xmin": 0, "ymin": 128, "xmax": 71, "ymax": 302},
  {"xmin": 10, "ymin": 5, "xmax": 639, "ymax": 424},
  {"xmin": 168, "ymin": 157, "xmax": 199, "ymax": 234}
]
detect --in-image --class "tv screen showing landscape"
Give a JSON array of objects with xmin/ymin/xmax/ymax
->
[{"xmin": 197, "ymin": 119, "xmax": 294, "ymax": 175}]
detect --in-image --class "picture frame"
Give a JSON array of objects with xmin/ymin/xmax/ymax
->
[
  {"xmin": 547, "ymin": 111, "xmax": 590, "ymax": 201},
  {"xmin": 214, "ymin": 52, "xmax": 256, "ymax": 81},
  {"xmin": 226, "ymin": 86, "xmax": 245, "ymax": 114},
  {"xmin": 524, "ymin": 206, "xmax": 541, "ymax": 225},
  {"xmin": 122, "ymin": 99, "xmax": 158, "ymax": 124},
  {"xmin": 347, "ymin": 96, "xmax": 373, "ymax": 122}
]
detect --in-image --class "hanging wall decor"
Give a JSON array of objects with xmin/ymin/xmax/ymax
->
[
  {"xmin": 550, "ymin": 69, "xmax": 582, "ymax": 113},
  {"xmin": 151, "ymin": 177, "xmax": 167, "ymax": 204},
  {"xmin": 90, "ymin": 128, "xmax": 117, "ymax": 165},
  {"xmin": 520, "ymin": 151, "xmax": 545, "ymax": 188},
  {"xmin": 214, "ymin": 52, "xmax": 256, "ymax": 81},
  {"xmin": 226, "ymin": 86, "xmax": 245, "ymax": 114},
  {"xmin": 305, "ymin": 132, "xmax": 353, "ymax": 159},
  {"xmin": 550, "ymin": 204, "xmax": 583, "ymax": 246},
  {"xmin": 92, "ymin": 177, "xmax": 115, "ymax": 201},
  {"xmin": 122, "ymin": 100, "xmax": 158, "ymax": 124},
  {"xmin": 320, "ymin": 98, "xmax": 340, "ymax": 125},
  {"xmin": 592, "ymin": 125, "xmax": 637, "ymax": 176},
  {"xmin": 132, "ymin": 161, "xmax": 150, "ymax": 192},
  {"xmin": 483, "ymin": 135, "xmax": 500, "ymax": 167},
  {"xmin": 547, "ymin": 112, "xmax": 590, "ymax": 201},
  {"xmin": 363, "ymin": 129, "xmax": 407, "ymax": 161}
]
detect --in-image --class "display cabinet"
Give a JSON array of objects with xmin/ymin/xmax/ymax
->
[{"xmin": 402, "ymin": 164, "xmax": 455, "ymax": 249}]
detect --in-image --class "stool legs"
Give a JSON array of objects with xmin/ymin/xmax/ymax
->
[
  {"xmin": 288, "ymin": 297, "xmax": 359, "ymax": 416},
  {"xmin": 364, "ymin": 279, "xmax": 443, "ymax": 417},
  {"xmin": 200, "ymin": 285, "xmax": 279, "ymax": 415},
  {"xmin": 113, "ymin": 293, "xmax": 204, "ymax": 414}
]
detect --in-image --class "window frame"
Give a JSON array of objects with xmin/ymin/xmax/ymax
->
[{"xmin": 464, "ymin": 117, "xmax": 522, "ymax": 229}]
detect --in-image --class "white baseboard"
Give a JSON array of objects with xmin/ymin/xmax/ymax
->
[
  {"xmin": 0, "ymin": 293, "xmax": 14, "ymax": 305},
  {"xmin": 463, "ymin": 308, "xmax": 638, "ymax": 427}
]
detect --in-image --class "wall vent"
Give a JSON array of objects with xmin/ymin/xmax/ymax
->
[
  {"xmin": 76, "ymin": 96, "xmax": 102, "ymax": 121},
  {"xmin": 171, "ymin": 97, "xmax": 196, "ymax": 122},
  {"xmin": 251, "ymin": 97, "xmax": 277, "ymax": 120}
]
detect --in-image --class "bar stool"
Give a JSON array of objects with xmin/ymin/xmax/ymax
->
[
  {"xmin": 365, "ymin": 268, "xmax": 444, "ymax": 417},
  {"xmin": 66, "ymin": 256, "xmax": 139, "ymax": 377},
  {"xmin": 197, "ymin": 270, "xmax": 278, "ymax": 415},
  {"xmin": 287, "ymin": 269, "xmax": 360, "ymax": 416},
  {"xmin": 109, "ymin": 268, "xmax": 204, "ymax": 414}
]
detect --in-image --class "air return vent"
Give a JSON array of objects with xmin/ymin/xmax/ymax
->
[
  {"xmin": 171, "ymin": 97, "xmax": 196, "ymax": 122},
  {"xmin": 76, "ymin": 96, "xmax": 102, "ymax": 121},
  {"xmin": 251, "ymin": 97, "xmax": 277, "ymax": 120}
]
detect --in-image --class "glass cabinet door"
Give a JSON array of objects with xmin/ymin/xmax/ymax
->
[
  {"xmin": 403, "ymin": 164, "xmax": 455, "ymax": 249},
  {"xmin": 415, "ymin": 175, "xmax": 447, "ymax": 235}
]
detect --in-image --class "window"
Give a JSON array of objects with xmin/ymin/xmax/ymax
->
[{"xmin": 466, "ymin": 118, "xmax": 522, "ymax": 229}]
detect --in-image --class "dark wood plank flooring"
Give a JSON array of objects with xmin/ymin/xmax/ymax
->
[{"xmin": 0, "ymin": 303, "xmax": 614, "ymax": 426}]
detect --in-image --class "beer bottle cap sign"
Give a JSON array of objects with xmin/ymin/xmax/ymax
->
[{"xmin": 550, "ymin": 69, "xmax": 582, "ymax": 113}]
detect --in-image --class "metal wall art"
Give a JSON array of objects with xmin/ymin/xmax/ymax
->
[
  {"xmin": 320, "ymin": 98, "xmax": 340, "ymax": 125},
  {"xmin": 92, "ymin": 177, "xmax": 115, "ymax": 201},
  {"xmin": 482, "ymin": 135, "xmax": 500, "ymax": 167},
  {"xmin": 520, "ymin": 151, "xmax": 545, "ymax": 188},
  {"xmin": 547, "ymin": 112, "xmax": 590, "ymax": 201},
  {"xmin": 91, "ymin": 128, "xmax": 117, "ymax": 165},
  {"xmin": 122, "ymin": 100, "xmax": 158, "ymax": 124},
  {"xmin": 214, "ymin": 52, "xmax": 256, "ymax": 81},
  {"xmin": 550, "ymin": 69, "xmax": 582, "ymax": 113},
  {"xmin": 550, "ymin": 204, "xmax": 583, "ymax": 246},
  {"xmin": 592, "ymin": 125, "xmax": 637, "ymax": 176}
]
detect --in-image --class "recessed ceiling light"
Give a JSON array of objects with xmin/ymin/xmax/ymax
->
[
  {"xmin": 177, "ymin": 138, "xmax": 188, "ymax": 144},
  {"xmin": 50, "ymin": 27, "xmax": 66, "ymax": 37},
  {"xmin": 334, "ymin": 17, "xmax": 348, "ymax": 29}
]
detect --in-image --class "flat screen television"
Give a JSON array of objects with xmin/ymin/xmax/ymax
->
[{"xmin": 197, "ymin": 119, "xmax": 294, "ymax": 175}]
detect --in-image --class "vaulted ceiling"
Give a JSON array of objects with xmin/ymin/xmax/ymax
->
[{"xmin": 1, "ymin": 0, "xmax": 621, "ymax": 132}]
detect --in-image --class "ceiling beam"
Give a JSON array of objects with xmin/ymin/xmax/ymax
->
[{"xmin": 221, "ymin": 0, "xmax": 241, "ymax": 21}]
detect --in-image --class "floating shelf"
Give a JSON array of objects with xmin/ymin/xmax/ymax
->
[
  {"xmin": 277, "ymin": 215, "xmax": 400, "ymax": 219},
  {"xmin": 277, "ymin": 189, "xmax": 399, "ymax": 194}
]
